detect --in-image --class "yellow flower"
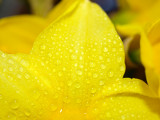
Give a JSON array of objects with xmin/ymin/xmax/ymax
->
[
  {"xmin": 112, "ymin": 0, "xmax": 160, "ymax": 26},
  {"xmin": 0, "ymin": 0, "xmax": 78, "ymax": 54},
  {"xmin": 114, "ymin": 0, "xmax": 160, "ymax": 96},
  {"xmin": 0, "ymin": 0, "xmax": 160, "ymax": 119}
]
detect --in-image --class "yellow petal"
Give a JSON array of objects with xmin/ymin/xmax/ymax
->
[
  {"xmin": 0, "ymin": 52, "xmax": 60, "ymax": 119},
  {"xmin": 0, "ymin": 15, "xmax": 46, "ymax": 54},
  {"xmin": 125, "ymin": 0, "xmax": 157, "ymax": 12},
  {"xmin": 87, "ymin": 78, "xmax": 160, "ymax": 119},
  {"xmin": 143, "ymin": 19, "xmax": 160, "ymax": 96},
  {"xmin": 93, "ymin": 78, "xmax": 157, "ymax": 100},
  {"xmin": 47, "ymin": 0, "xmax": 81, "ymax": 23},
  {"xmin": 0, "ymin": 0, "xmax": 125, "ymax": 119},
  {"xmin": 135, "ymin": 0, "xmax": 160, "ymax": 26},
  {"xmin": 31, "ymin": 0, "xmax": 125, "ymax": 107},
  {"xmin": 117, "ymin": 24, "xmax": 154, "ymax": 68},
  {"xmin": 88, "ymin": 93, "xmax": 160, "ymax": 119}
]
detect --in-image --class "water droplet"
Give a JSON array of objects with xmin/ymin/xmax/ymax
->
[
  {"xmin": 7, "ymin": 112, "xmax": 16, "ymax": 120},
  {"xmin": 99, "ymin": 56, "xmax": 103, "ymax": 60},
  {"xmin": 8, "ymin": 59, "xmax": 14, "ymax": 64},
  {"xmin": 67, "ymin": 81, "xmax": 72, "ymax": 86},
  {"xmin": 17, "ymin": 74, "xmax": 22, "ymax": 79},
  {"xmin": 24, "ymin": 109, "xmax": 31, "ymax": 116},
  {"xmin": 71, "ymin": 55, "xmax": 77, "ymax": 60},
  {"xmin": 60, "ymin": 109, "xmax": 63, "ymax": 113},
  {"xmin": 90, "ymin": 62, "xmax": 95, "ymax": 67},
  {"xmin": 10, "ymin": 99, "xmax": 19, "ymax": 110},
  {"xmin": 93, "ymin": 73, "xmax": 98, "ymax": 78},
  {"xmin": 33, "ymin": 90, "xmax": 40, "ymax": 99},
  {"xmin": 117, "ymin": 56, "xmax": 122, "ymax": 63},
  {"xmin": 99, "ymin": 80, "xmax": 104, "ymax": 86},
  {"xmin": 50, "ymin": 104, "xmax": 57, "ymax": 111},
  {"xmin": 112, "ymin": 48, "xmax": 116, "ymax": 52},
  {"xmin": 1, "ymin": 53, "xmax": 6, "ymax": 58},
  {"xmin": 79, "ymin": 56, "xmax": 83, "ymax": 60},
  {"xmin": 9, "ymin": 67, "xmax": 13, "ymax": 72},
  {"xmin": 24, "ymin": 73, "xmax": 30, "ymax": 79},
  {"xmin": 75, "ymin": 82, "xmax": 81, "ymax": 88},
  {"xmin": 104, "ymin": 47, "xmax": 108, "ymax": 52},
  {"xmin": 108, "ymin": 71, "xmax": 114, "ymax": 78},
  {"xmin": 80, "ymin": 65, "xmax": 83, "ymax": 68},
  {"xmin": 58, "ymin": 72, "xmax": 62, "ymax": 77},
  {"xmin": 91, "ymin": 88, "xmax": 97, "ymax": 94},
  {"xmin": 77, "ymin": 70, "xmax": 82, "ymax": 76},
  {"xmin": 101, "ymin": 64, "xmax": 106, "ymax": 69},
  {"xmin": 48, "ymin": 53, "xmax": 52, "ymax": 57},
  {"xmin": 62, "ymin": 67, "xmax": 66, "ymax": 71},
  {"xmin": 106, "ymin": 58, "xmax": 110, "ymax": 62},
  {"xmin": 63, "ymin": 97, "xmax": 70, "ymax": 103},
  {"xmin": 120, "ymin": 65, "xmax": 125, "ymax": 71},
  {"xmin": 92, "ymin": 108, "xmax": 98, "ymax": 113},
  {"xmin": 40, "ymin": 45, "xmax": 46, "ymax": 50}
]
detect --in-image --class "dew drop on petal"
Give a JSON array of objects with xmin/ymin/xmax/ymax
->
[
  {"xmin": 77, "ymin": 70, "xmax": 82, "ymax": 76},
  {"xmin": 10, "ymin": 99, "xmax": 19, "ymax": 110},
  {"xmin": 108, "ymin": 71, "xmax": 114, "ymax": 78},
  {"xmin": 91, "ymin": 88, "xmax": 97, "ymax": 94},
  {"xmin": 75, "ymin": 82, "xmax": 81, "ymax": 88},
  {"xmin": 99, "ymin": 80, "xmax": 104, "ymax": 86},
  {"xmin": 24, "ymin": 109, "xmax": 31, "ymax": 117},
  {"xmin": 104, "ymin": 47, "xmax": 108, "ymax": 52}
]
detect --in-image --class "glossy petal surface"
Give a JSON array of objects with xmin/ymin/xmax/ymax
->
[{"xmin": 0, "ymin": 0, "xmax": 159, "ymax": 119}]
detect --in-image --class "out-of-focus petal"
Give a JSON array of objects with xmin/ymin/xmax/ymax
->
[
  {"xmin": 117, "ymin": 24, "xmax": 154, "ymax": 68},
  {"xmin": 0, "ymin": 15, "xmax": 46, "ymax": 54},
  {"xmin": 47, "ymin": 0, "xmax": 81, "ymax": 23}
]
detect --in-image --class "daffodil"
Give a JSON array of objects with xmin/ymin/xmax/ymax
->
[
  {"xmin": 112, "ymin": 0, "xmax": 160, "ymax": 26},
  {"xmin": 117, "ymin": 19, "xmax": 160, "ymax": 96},
  {"xmin": 114, "ymin": 0, "xmax": 160, "ymax": 96},
  {"xmin": 0, "ymin": 0, "xmax": 78, "ymax": 54},
  {"xmin": 0, "ymin": 0, "xmax": 160, "ymax": 120}
]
